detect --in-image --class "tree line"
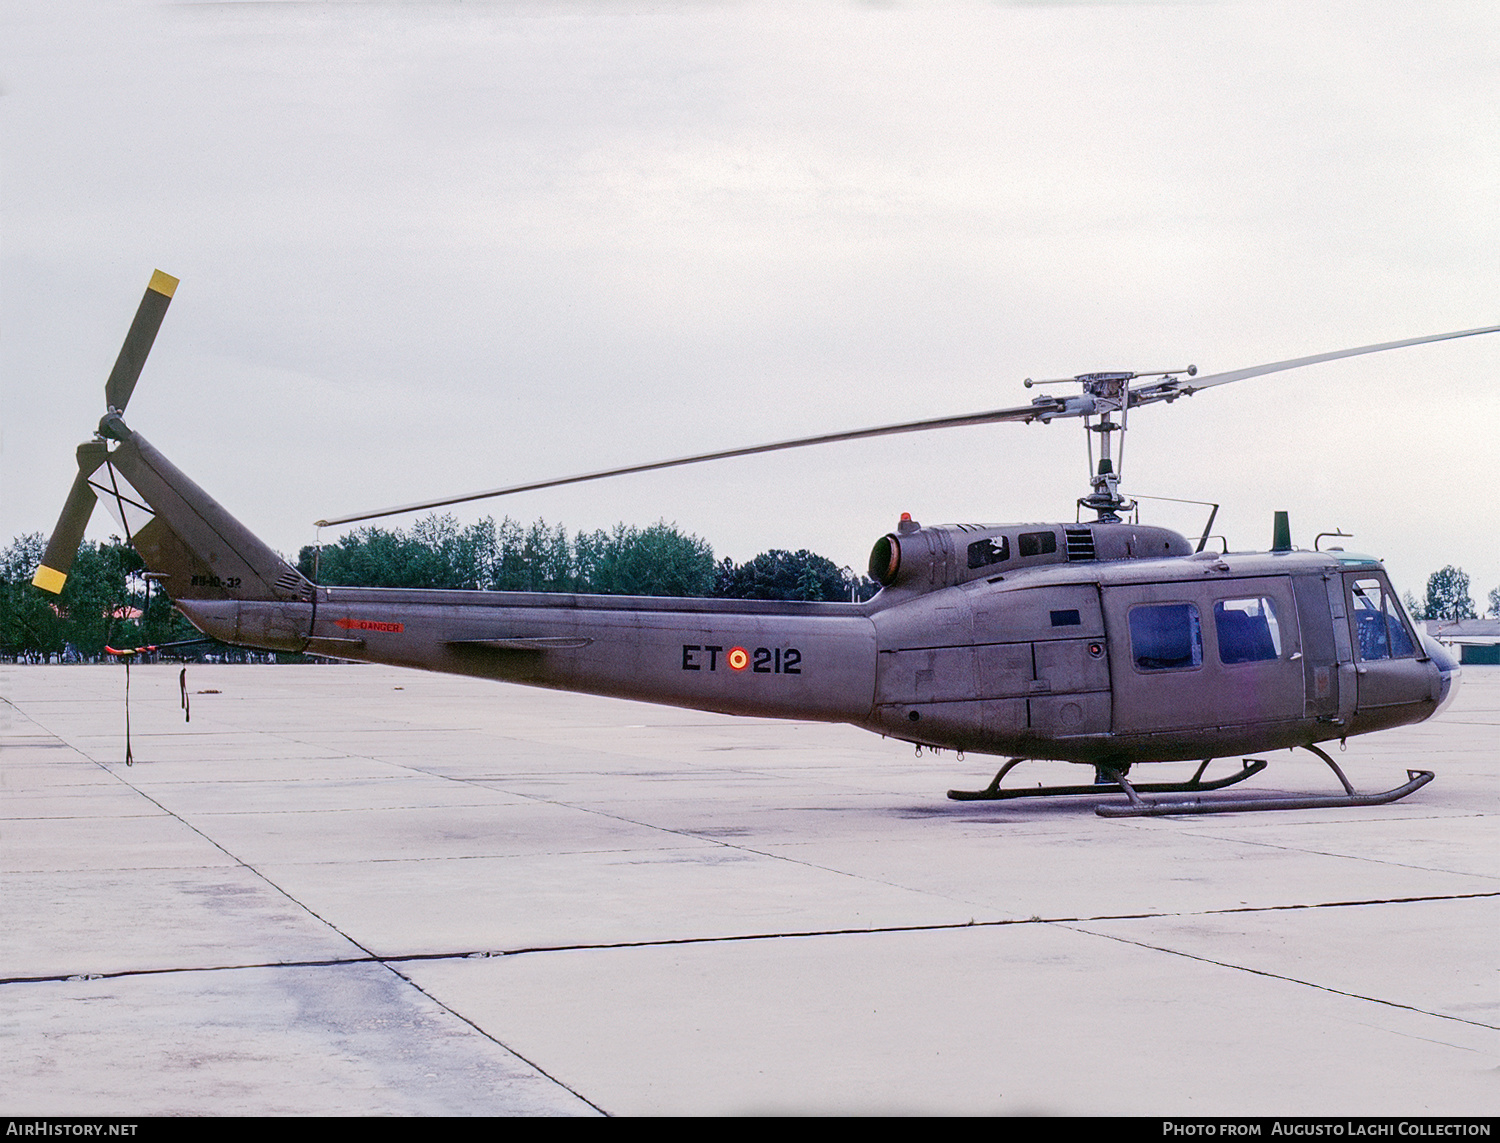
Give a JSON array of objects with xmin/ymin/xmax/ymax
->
[
  {"xmin": 296, "ymin": 514, "xmax": 877, "ymax": 601},
  {"xmin": 0, "ymin": 533, "xmax": 199, "ymax": 662},
  {"xmin": 1, "ymin": 516, "xmax": 878, "ymax": 661},
  {"xmin": 1406, "ymin": 565, "xmax": 1500, "ymax": 623},
  {"xmin": 4, "ymin": 519, "xmax": 1491, "ymax": 663}
]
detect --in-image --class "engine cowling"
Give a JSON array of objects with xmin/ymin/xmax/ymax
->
[{"xmin": 868, "ymin": 515, "xmax": 1193, "ymax": 595}]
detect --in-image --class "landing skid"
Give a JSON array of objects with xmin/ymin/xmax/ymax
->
[
  {"xmin": 1095, "ymin": 745, "xmax": 1433, "ymax": 818},
  {"xmin": 948, "ymin": 745, "xmax": 1434, "ymax": 817},
  {"xmin": 947, "ymin": 757, "xmax": 1266, "ymax": 801}
]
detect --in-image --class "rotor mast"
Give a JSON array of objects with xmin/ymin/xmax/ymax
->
[
  {"xmin": 1078, "ymin": 372, "xmax": 1132, "ymax": 522},
  {"xmin": 1024, "ymin": 366, "xmax": 1195, "ymax": 523}
]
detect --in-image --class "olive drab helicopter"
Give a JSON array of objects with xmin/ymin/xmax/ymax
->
[{"xmin": 33, "ymin": 272, "xmax": 1496, "ymax": 816}]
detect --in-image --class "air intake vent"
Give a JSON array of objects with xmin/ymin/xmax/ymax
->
[
  {"xmin": 1064, "ymin": 526, "xmax": 1096, "ymax": 562},
  {"xmin": 275, "ymin": 569, "xmax": 314, "ymax": 601}
]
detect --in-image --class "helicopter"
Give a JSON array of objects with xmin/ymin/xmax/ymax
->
[{"xmin": 32, "ymin": 271, "xmax": 1496, "ymax": 816}]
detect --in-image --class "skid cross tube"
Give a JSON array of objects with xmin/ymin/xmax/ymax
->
[{"xmin": 948, "ymin": 757, "xmax": 1266, "ymax": 802}]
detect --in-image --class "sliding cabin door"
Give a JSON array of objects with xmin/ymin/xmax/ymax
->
[{"xmin": 1104, "ymin": 577, "xmax": 1304, "ymax": 735}]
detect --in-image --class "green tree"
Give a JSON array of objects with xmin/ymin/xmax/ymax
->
[
  {"xmin": 57, "ymin": 540, "xmax": 144, "ymax": 658},
  {"xmin": 579, "ymin": 521, "xmax": 715, "ymax": 597},
  {"xmin": 489, "ymin": 516, "xmax": 529, "ymax": 590},
  {"xmin": 714, "ymin": 549, "xmax": 877, "ymax": 602},
  {"xmin": 0, "ymin": 535, "xmax": 158, "ymax": 660},
  {"xmin": 491, "ymin": 518, "xmax": 574, "ymax": 592},
  {"xmin": 1489, "ymin": 585, "xmax": 1500, "ymax": 619},
  {"xmin": 523, "ymin": 521, "xmax": 576, "ymax": 593},
  {"xmin": 300, "ymin": 514, "xmax": 502, "ymax": 590},
  {"xmin": 1, "ymin": 534, "xmax": 63, "ymax": 657},
  {"xmin": 298, "ymin": 514, "xmax": 714, "ymax": 596},
  {"xmin": 1423, "ymin": 565, "xmax": 1477, "ymax": 621}
]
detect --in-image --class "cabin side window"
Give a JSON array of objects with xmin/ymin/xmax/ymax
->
[
  {"xmin": 1349, "ymin": 577, "xmax": 1416, "ymax": 661},
  {"xmin": 1213, "ymin": 597, "xmax": 1282, "ymax": 664},
  {"xmin": 967, "ymin": 535, "xmax": 1009, "ymax": 570},
  {"xmin": 1128, "ymin": 603, "xmax": 1203, "ymax": 671},
  {"xmin": 1018, "ymin": 530, "xmax": 1057, "ymax": 558}
]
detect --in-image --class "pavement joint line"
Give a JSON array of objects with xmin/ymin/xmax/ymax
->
[
  {"xmin": 1337, "ymin": 1014, "xmax": 1494, "ymax": 1055},
  {"xmin": 388, "ymin": 775, "xmax": 1500, "ymax": 910},
  {"xmin": 13, "ymin": 705, "xmax": 976, "ymax": 909},
  {"xmin": 1060, "ymin": 921, "xmax": 1500, "ymax": 1035},
  {"xmin": 377, "ymin": 961, "xmax": 612, "ymax": 1117},
  {"xmin": 6, "ymin": 889, "xmax": 1496, "ymax": 994},
  {"xmin": 425, "ymin": 780, "xmax": 965, "ymax": 898},
  {"xmin": 13, "ymin": 723, "xmax": 1500, "ymax": 906},
  {"xmin": 19, "ymin": 740, "xmax": 932, "ymax": 895},
  {"xmin": 137, "ymin": 731, "xmax": 944, "ymax": 896},
  {"xmin": 53, "ymin": 726, "xmax": 614, "ymax": 1115},
  {"xmin": 1163, "ymin": 824, "xmax": 1500, "ymax": 882}
]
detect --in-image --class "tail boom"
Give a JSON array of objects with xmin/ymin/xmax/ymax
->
[
  {"xmin": 179, "ymin": 589, "xmax": 878, "ymax": 720},
  {"xmin": 100, "ymin": 419, "xmax": 879, "ymax": 722}
]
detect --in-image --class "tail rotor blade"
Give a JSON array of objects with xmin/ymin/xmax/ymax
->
[
  {"xmin": 32, "ymin": 443, "xmax": 108, "ymax": 594},
  {"xmin": 104, "ymin": 270, "xmax": 178, "ymax": 413}
]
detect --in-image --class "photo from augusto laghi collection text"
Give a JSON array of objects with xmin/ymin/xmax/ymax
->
[{"xmin": 1162, "ymin": 1124, "xmax": 1493, "ymax": 1137}]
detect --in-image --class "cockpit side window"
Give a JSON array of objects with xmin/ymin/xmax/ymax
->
[
  {"xmin": 967, "ymin": 535, "xmax": 1009, "ymax": 570},
  {"xmin": 1018, "ymin": 531, "xmax": 1057, "ymax": 558},
  {"xmin": 1350, "ymin": 577, "xmax": 1416, "ymax": 661},
  {"xmin": 1129, "ymin": 603, "xmax": 1203, "ymax": 671}
]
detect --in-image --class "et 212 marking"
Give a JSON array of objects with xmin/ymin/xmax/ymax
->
[{"xmin": 681, "ymin": 644, "xmax": 802, "ymax": 674}]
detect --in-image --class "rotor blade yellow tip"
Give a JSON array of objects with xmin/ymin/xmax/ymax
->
[
  {"xmin": 32, "ymin": 565, "xmax": 67, "ymax": 594},
  {"xmin": 148, "ymin": 269, "xmax": 179, "ymax": 298}
]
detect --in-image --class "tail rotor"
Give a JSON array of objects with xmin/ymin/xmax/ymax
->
[{"xmin": 31, "ymin": 271, "xmax": 178, "ymax": 594}]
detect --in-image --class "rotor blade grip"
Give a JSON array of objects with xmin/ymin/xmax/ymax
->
[{"xmin": 104, "ymin": 270, "xmax": 178, "ymax": 413}]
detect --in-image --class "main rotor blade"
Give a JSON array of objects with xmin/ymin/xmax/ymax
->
[
  {"xmin": 1179, "ymin": 323, "xmax": 1500, "ymax": 394},
  {"xmin": 32, "ymin": 442, "xmax": 109, "ymax": 594},
  {"xmin": 318, "ymin": 320, "xmax": 1500, "ymax": 529},
  {"xmin": 316, "ymin": 398, "xmax": 1055, "ymax": 527},
  {"xmin": 104, "ymin": 270, "xmax": 178, "ymax": 413}
]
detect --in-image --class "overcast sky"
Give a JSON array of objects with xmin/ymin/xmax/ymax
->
[{"xmin": 4, "ymin": 0, "xmax": 1498, "ymax": 602}]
